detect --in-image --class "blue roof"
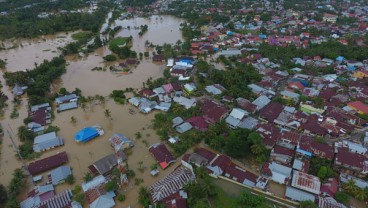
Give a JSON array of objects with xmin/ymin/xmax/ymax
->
[
  {"xmin": 336, "ymin": 56, "xmax": 345, "ymax": 61},
  {"xmin": 74, "ymin": 127, "xmax": 99, "ymax": 143},
  {"xmin": 289, "ymin": 78, "xmax": 309, "ymax": 87},
  {"xmin": 347, "ymin": 66, "xmax": 356, "ymax": 71},
  {"xmin": 259, "ymin": 34, "xmax": 267, "ymax": 39}
]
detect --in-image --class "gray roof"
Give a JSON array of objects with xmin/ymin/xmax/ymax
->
[
  {"xmin": 173, "ymin": 96, "xmax": 196, "ymax": 109},
  {"xmin": 58, "ymin": 102, "xmax": 78, "ymax": 112},
  {"xmin": 33, "ymin": 132, "xmax": 63, "ymax": 152},
  {"xmin": 225, "ymin": 116, "xmax": 241, "ymax": 128},
  {"xmin": 252, "ymin": 95, "xmax": 271, "ymax": 110},
  {"xmin": 205, "ymin": 85, "xmax": 222, "ymax": 95},
  {"xmin": 109, "ymin": 134, "xmax": 134, "ymax": 152},
  {"xmin": 281, "ymin": 90, "xmax": 300, "ymax": 99},
  {"xmin": 285, "ymin": 186, "xmax": 315, "ymax": 202},
  {"xmin": 92, "ymin": 154, "xmax": 118, "ymax": 175},
  {"xmin": 172, "ymin": 117, "xmax": 184, "ymax": 127},
  {"xmin": 49, "ymin": 166, "xmax": 72, "ymax": 185},
  {"xmin": 248, "ymin": 84, "xmax": 265, "ymax": 94},
  {"xmin": 90, "ymin": 192, "xmax": 116, "ymax": 208},
  {"xmin": 176, "ymin": 122, "xmax": 193, "ymax": 133},
  {"xmin": 55, "ymin": 94, "xmax": 78, "ymax": 104},
  {"xmin": 239, "ymin": 117, "xmax": 259, "ymax": 129},
  {"xmin": 31, "ymin": 103, "xmax": 50, "ymax": 112}
]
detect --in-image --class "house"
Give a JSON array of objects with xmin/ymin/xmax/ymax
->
[
  {"xmin": 172, "ymin": 117, "xmax": 184, "ymax": 128},
  {"xmin": 186, "ymin": 116, "xmax": 208, "ymax": 132},
  {"xmin": 252, "ymin": 95, "xmax": 271, "ymax": 111},
  {"xmin": 28, "ymin": 152, "xmax": 68, "ymax": 175},
  {"xmin": 340, "ymin": 173, "xmax": 368, "ymax": 189},
  {"xmin": 292, "ymin": 158, "xmax": 310, "ymax": 173},
  {"xmin": 347, "ymin": 101, "xmax": 368, "ymax": 114},
  {"xmin": 238, "ymin": 116, "xmax": 259, "ymax": 130},
  {"xmin": 270, "ymin": 146, "xmax": 295, "ymax": 165},
  {"xmin": 201, "ymin": 99, "xmax": 228, "ymax": 124},
  {"xmin": 335, "ymin": 148, "xmax": 368, "ymax": 176},
  {"xmin": 20, "ymin": 185, "xmax": 55, "ymax": 208},
  {"xmin": 183, "ymin": 83, "xmax": 197, "ymax": 95},
  {"xmin": 223, "ymin": 164, "xmax": 265, "ymax": 189},
  {"xmin": 88, "ymin": 154, "xmax": 118, "ymax": 176},
  {"xmin": 291, "ymin": 170, "xmax": 321, "ymax": 195},
  {"xmin": 225, "ymin": 108, "xmax": 248, "ymax": 129},
  {"xmin": 29, "ymin": 103, "xmax": 51, "ymax": 126},
  {"xmin": 139, "ymin": 88, "xmax": 156, "ymax": 98},
  {"xmin": 205, "ymin": 84, "xmax": 225, "ymax": 95},
  {"xmin": 255, "ymin": 123, "xmax": 281, "ymax": 149},
  {"xmin": 335, "ymin": 140, "xmax": 367, "ymax": 155},
  {"xmin": 27, "ymin": 122, "xmax": 45, "ymax": 133},
  {"xmin": 21, "ymin": 189, "xmax": 73, "ymax": 208},
  {"xmin": 323, "ymin": 13, "xmax": 338, "ymax": 23},
  {"xmin": 277, "ymin": 131, "xmax": 300, "ymax": 150},
  {"xmin": 82, "ymin": 175, "xmax": 107, "ymax": 192},
  {"xmin": 152, "ymin": 54, "xmax": 165, "ymax": 62},
  {"xmin": 320, "ymin": 178, "xmax": 338, "ymax": 197},
  {"xmin": 285, "ymin": 186, "xmax": 315, "ymax": 202},
  {"xmin": 318, "ymin": 196, "xmax": 347, "ymax": 208},
  {"xmin": 48, "ymin": 166, "xmax": 72, "ymax": 185},
  {"xmin": 173, "ymin": 96, "xmax": 196, "ymax": 109},
  {"xmin": 125, "ymin": 58, "xmax": 138, "ymax": 65},
  {"xmin": 33, "ymin": 131, "xmax": 64, "ymax": 152},
  {"xmin": 74, "ymin": 126, "xmax": 104, "ymax": 143},
  {"xmin": 352, "ymin": 70, "xmax": 368, "ymax": 79},
  {"xmin": 176, "ymin": 122, "xmax": 193, "ymax": 133},
  {"xmin": 259, "ymin": 102, "xmax": 284, "ymax": 123},
  {"xmin": 281, "ymin": 90, "xmax": 300, "ymax": 102},
  {"xmin": 85, "ymin": 184, "xmax": 116, "ymax": 208},
  {"xmin": 55, "ymin": 94, "xmax": 79, "ymax": 105},
  {"xmin": 161, "ymin": 190, "xmax": 188, "ymax": 208},
  {"xmin": 12, "ymin": 85, "xmax": 27, "ymax": 96},
  {"xmin": 261, "ymin": 162, "xmax": 292, "ymax": 184},
  {"xmin": 150, "ymin": 166, "xmax": 195, "ymax": 203},
  {"xmin": 236, "ymin": 97, "xmax": 257, "ymax": 113},
  {"xmin": 109, "ymin": 134, "xmax": 134, "ymax": 152},
  {"xmin": 148, "ymin": 143, "xmax": 176, "ymax": 169},
  {"xmin": 57, "ymin": 102, "xmax": 78, "ymax": 112}
]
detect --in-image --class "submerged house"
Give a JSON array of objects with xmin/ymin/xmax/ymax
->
[
  {"xmin": 28, "ymin": 152, "xmax": 69, "ymax": 176},
  {"xmin": 74, "ymin": 126, "xmax": 104, "ymax": 143},
  {"xmin": 33, "ymin": 131, "xmax": 64, "ymax": 153},
  {"xmin": 88, "ymin": 154, "xmax": 118, "ymax": 176},
  {"xmin": 48, "ymin": 166, "xmax": 72, "ymax": 185},
  {"xmin": 109, "ymin": 134, "xmax": 134, "ymax": 151},
  {"xmin": 149, "ymin": 143, "xmax": 176, "ymax": 169}
]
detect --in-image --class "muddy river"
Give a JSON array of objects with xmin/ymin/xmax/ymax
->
[{"xmin": 0, "ymin": 15, "xmax": 184, "ymax": 207}]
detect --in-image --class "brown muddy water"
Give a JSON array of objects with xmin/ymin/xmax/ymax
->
[{"xmin": 0, "ymin": 15, "xmax": 184, "ymax": 207}]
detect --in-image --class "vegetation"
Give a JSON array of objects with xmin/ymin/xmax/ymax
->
[
  {"xmin": 117, "ymin": 194, "xmax": 125, "ymax": 202},
  {"xmin": 0, "ymin": 0, "xmax": 111, "ymax": 39},
  {"xmin": 308, "ymin": 157, "xmax": 333, "ymax": 177},
  {"xmin": 335, "ymin": 191, "xmax": 350, "ymax": 204},
  {"xmin": 65, "ymin": 174, "xmax": 75, "ymax": 185},
  {"xmin": 4, "ymin": 56, "xmax": 66, "ymax": 105},
  {"xmin": 299, "ymin": 200, "xmax": 318, "ymax": 208},
  {"xmin": 110, "ymin": 90, "xmax": 126, "ymax": 104},
  {"xmin": 108, "ymin": 37, "xmax": 136, "ymax": 59},
  {"xmin": 105, "ymin": 180, "xmax": 119, "ymax": 192},
  {"xmin": 103, "ymin": 54, "xmax": 117, "ymax": 62},
  {"xmin": 138, "ymin": 25, "xmax": 148, "ymax": 36},
  {"xmin": 0, "ymin": 59, "xmax": 6, "ymax": 68},
  {"xmin": 237, "ymin": 191, "xmax": 268, "ymax": 208},
  {"xmin": 83, "ymin": 172, "xmax": 93, "ymax": 182},
  {"xmin": 138, "ymin": 187, "xmax": 151, "ymax": 207},
  {"xmin": 342, "ymin": 179, "xmax": 368, "ymax": 201},
  {"xmin": 0, "ymin": 184, "xmax": 7, "ymax": 207},
  {"xmin": 6, "ymin": 169, "xmax": 25, "ymax": 208}
]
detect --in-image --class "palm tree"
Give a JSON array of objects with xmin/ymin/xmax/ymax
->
[
  {"xmin": 251, "ymin": 143, "xmax": 265, "ymax": 155},
  {"xmin": 104, "ymin": 109, "xmax": 111, "ymax": 119},
  {"xmin": 70, "ymin": 116, "xmax": 77, "ymax": 124},
  {"xmin": 343, "ymin": 180, "xmax": 357, "ymax": 193},
  {"xmin": 135, "ymin": 131, "xmax": 142, "ymax": 139},
  {"xmin": 354, "ymin": 187, "xmax": 368, "ymax": 201}
]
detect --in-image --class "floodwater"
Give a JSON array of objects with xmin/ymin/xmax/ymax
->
[{"xmin": 0, "ymin": 14, "xmax": 185, "ymax": 207}]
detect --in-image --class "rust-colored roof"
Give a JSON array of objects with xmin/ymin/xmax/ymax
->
[{"xmin": 28, "ymin": 152, "xmax": 68, "ymax": 175}]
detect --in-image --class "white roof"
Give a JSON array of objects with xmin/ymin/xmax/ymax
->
[
  {"xmin": 285, "ymin": 186, "xmax": 315, "ymax": 202},
  {"xmin": 269, "ymin": 162, "xmax": 292, "ymax": 184},
  {"xmin": 90, "ymin": 193, "xmax": 115, "ymax": 208},
  {"xmin": 167, "ymin": 59, "xmax": 174, "ymax": 67},
  {"xmin": 82, "ymin": 175, "xmax": 106, "ymax": 192},
  {"xmin": 229, "ymin": 108, "xmax": 248, "ymax": 120},
  {"xmin": 291, "ymin": 171, "xmax": 321, "ymax": 194},
  {"xmin": 173, "ymin": 96, "xmax": 196, "ymax": 109}
]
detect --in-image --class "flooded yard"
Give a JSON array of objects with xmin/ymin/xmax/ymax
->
[{"xmin": 0, "ymin": 14, "xmax": 185, "ymax": 207}]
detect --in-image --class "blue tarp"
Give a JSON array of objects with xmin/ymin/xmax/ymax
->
[
  {"xmin": 74, "ymin": 127, "xmax": 99, "ymax": 143},
  {"xmin": 289, "ymin": 78, "xmax": 309, "ymax": 87},
  {"xmin": 259, "ymin": 34, "xmax": 267, "ymax": 39},
  {"xmin": 227, "ymin": 31, "xmax": 234, "ymax": 36},
  {"xmin": 347, "ymin": 66, "xmax": 356, "ymax": 71}
]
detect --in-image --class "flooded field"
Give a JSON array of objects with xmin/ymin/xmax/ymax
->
[{"xmin": 0, "ymin": 14, "xmax": 185, "ymax": 207}]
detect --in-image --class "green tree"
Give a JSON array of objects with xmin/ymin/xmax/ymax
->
[
  {"xmin": 317, "ymin": 166, "xmax": 327, "ymax": 180},
  {"xmin": 65, "ymin": 174, "xmax": 75, "ymax": 185},
  {"xmin": 138, "ymin": 187, "xmax": 151, "ymax": 207},
  {"xmin": 0, "ymin": 184, "xmax": 7, "ymax": 205},
  {"xmin": 83, "ymin": 172, "xmax": 93, "ymax": 182},
  {"xmin": 105, "ymin": 181, "xmax": 118, "ymax": 192},
  {"xmin": 299, "ymin": 200, "xmax": 318, "ymax": 208},
  {"xmin": 343, "ymin": 179, "xmax": 358, "ymax": 193},
  {"xmin": 237, "ymin": 191, "xmax": 267, "ymax": 208},
  {"xmin": 17, "ymin": 126, "xmax": 36, "ymax": 142},
  {"xmin": 354, "ymin": 187, "xmax": 368, "ymax": 201},
  {"xmin": 335, "ymin": 191, "xmax": 350, "ymax": 204},
  {"xmin": 104, "ymin": 109, "xmax": 112, "ymax": 119}
]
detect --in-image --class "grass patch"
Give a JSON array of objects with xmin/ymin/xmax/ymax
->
[
  {"xmin": 72, "ymin": 31, "xmax": 93, "ymax": 41},
  {"xmin": 211, "ymin": 183, "xmax": 238, "ymax": 208},
  {"xmin": 109, "ymin": 37, "xmax": 128, "ymax": 48}
]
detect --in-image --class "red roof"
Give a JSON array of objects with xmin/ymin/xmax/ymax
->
[
  {"xmin": 30, "ymin": 107, "xmax": 49, "ymax": 126},
  {"xmin": 186, "ymin": 116, "xmax": 208, "ymax": 131},
  {"xmin": 348, "ymin": 101, "xmax": 368, "ymax": 114},
  {"xmin": 195, "ymin": 148, "xmax": 216, "ymax": 162},
  {"xmin": 335, "ymin": 148, "xmax": 367, "ymax": 170},
  {"xmin": 211, "ymin": 155, "xmax": 232, "ymax": 171},
  {"xmin": 201, "ymin": 99, "xmax": 228, "ymax": 124},
  {"xmin": 85, "ymin": 184, "xmax": 106, "ymax": 204},
  {"xmin": 272, "ymin": 145, "xmax": 295, "ymax": 158},
  {"xmin": 310, "ymin": 141, "xmax": 334, "ymax": 160},
  {"xmin": 259, "ymin": 102, "xmax": 284, "ymax": 122},
  {"xmin": 28, "ymin": 152, "xmax": 68, "ymax": 175},
  {"xmin": 320, "ymin": 178, "xmax": 338, "ymax": 197},
  {"xmin": 224, "ymin": 164, "xmax": 258, "ymax": 184},
  {"xmin": 149, "ymin": 143, "xmax": 176, "ymax": 169}
]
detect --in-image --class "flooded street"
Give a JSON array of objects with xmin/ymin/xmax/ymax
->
[{"xmin": 0, "ymin": 14, "xmax": 185, "ymax": 207}]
